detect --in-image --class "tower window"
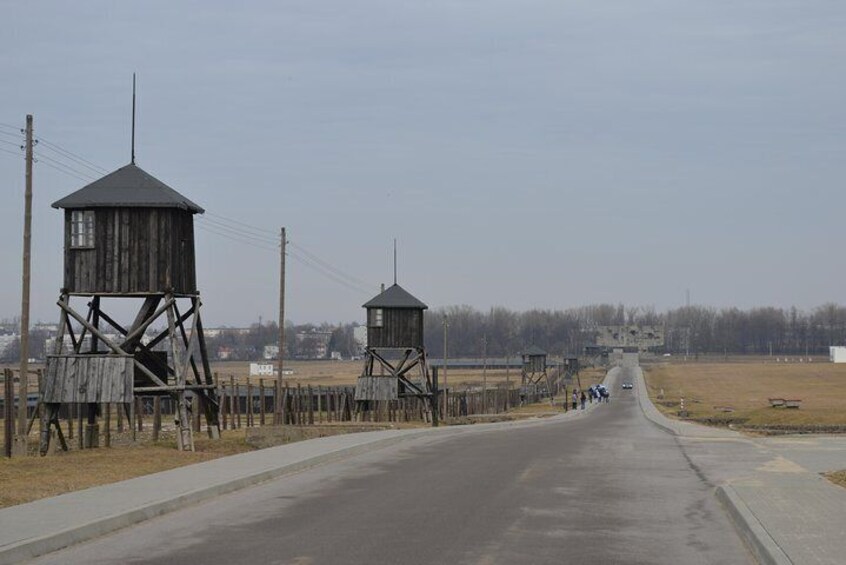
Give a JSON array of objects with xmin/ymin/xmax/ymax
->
[
  {"xmin": 70, "ymin": 210, "xmax": 95, "ymax": 248},
  {"xmin": 370, "ymin": 308, "xmax": 384, "ymax": 328}
]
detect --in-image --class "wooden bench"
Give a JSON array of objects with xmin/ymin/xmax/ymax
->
[
  {"xmin": 768, "ymin": 398, "xmax": 786, "ymax": 408},
  {"xmin": 784, "ymin": 399, "xmax": 802, "ymax": 409}
]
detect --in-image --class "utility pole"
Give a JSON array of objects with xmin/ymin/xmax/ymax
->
[
  {"xmin": 482, "ymin": 335, "xmax": 487, "ymax": 413},
  {"xmin": 275, "ymin": 227, "xmax": 287, "ymax": 424},
  {"xmin": 16, "ymin": 114, "xmax": 33, "ymax": 456},
  {"xmin": 442, "ymin": 315, "xmax": 448, "ymax": 392}
]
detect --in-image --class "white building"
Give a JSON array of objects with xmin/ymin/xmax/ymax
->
[
  {"xmin": 249, "ymin": 363, "xmax": 277, "ymax": 376},
  {"xmin": 353, "ymin": 325, "xmax": 367, "ymax": 352},
  {"xmin": 0, "ymin": 334, "xmax": 18, "ymax": 356},
  {"xmin": 830, "ymin": 346, "xmax": 846, "ymax": 363},
  {"xmin": 263, "ymin": 344, "xmax": 279, "ymax": 360}
]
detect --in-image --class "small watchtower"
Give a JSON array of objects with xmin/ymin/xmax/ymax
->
[
  {"xmin": 355, "ymin": 284, "xmax": 434, "ymax": 420},
  {"xmin": 39, "ymin": 162, "xmax": 221, "ymax": 454},
  {"xmin": 521, "ymin": 345, "xmax": 548, "ymax": 386}
]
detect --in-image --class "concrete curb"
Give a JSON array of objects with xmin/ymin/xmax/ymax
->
[
  {"xmin": 633, "ymin": 367, "xmax": 680, "ymax": 436},
  {"xmin": 715, "ymin": 485, "xmax": 792, "ymax": 565},
  {"xmin": 632, "ymin": 364, "xmax": 790, "ymax": 565},
  {"xmin": 0, "ymin": 429, "xmax": 438, "ymax": 565}
]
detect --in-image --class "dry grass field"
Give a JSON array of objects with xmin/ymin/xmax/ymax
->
[
  {"xmin": 643, "ymin": 361, "xmax": 846, "ymax": 429},
  {"xmin": 211, "ymin": 360, "xmax": 607, "ymax": 391},
  {"xmin": 0, "ymin": 430, "xmax": 254, "ymax": 508}
]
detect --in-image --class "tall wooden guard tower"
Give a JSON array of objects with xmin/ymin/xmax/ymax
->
[
  {"xmin": 39, "ymin": 163, "xmax": 220, "ymax": 453},
  {"xmin": 521, "ymin": 345, "xmax": 548, "ymax": 387},
  {"xmin": 355, "ymin": 284, "xmax": 434, "ymax": 422}
]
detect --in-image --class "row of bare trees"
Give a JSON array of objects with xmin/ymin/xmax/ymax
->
[{"xmin": 421, "ymin": 303, "xmax": 846, "ymax": 358}]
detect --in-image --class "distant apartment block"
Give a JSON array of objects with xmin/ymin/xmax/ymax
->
[{"xmin": 296, "ymin": 330, "xmax": 332, "ymax": 359}]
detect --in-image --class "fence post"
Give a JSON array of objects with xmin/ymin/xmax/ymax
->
[
  {"xmin": 432, "ymin": 367, "xmax": 439, "ymax": 427},
  {"xmin": 153, "ymin": 397, "xmax": 161, "ymax": 441},
  {"xmin": 104, "ymin": 403, "xmax": 111, "ymax": 448},
  {"xmin": 259, "ymin": 379, "xmax": 266, "ymax": 426},
  {"xmin": 4, "ymin": 369, "xmax": 13, "ymax": 458}
]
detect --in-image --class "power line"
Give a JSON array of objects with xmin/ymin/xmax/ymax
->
[
  {"xmin": 198, "ymin": 215, "xmax": 279, "ymax": 243},
  {"xmin": 196, "ymin": 216, "xmax": 280, "ymax": 245},
  {"xmin": 35, "ymin": 138, "xmax": 109, "ymax": 176},
  {"xmin": 0, "ymin": 122, "xmax": 22, "ymax": 132},
  {"xmin": 195, "ymin": 223, "xmax": 279, "ymax": 252},
  {"xmin": 0, "ymin": 130, "xmax": 23, "ymax": 141},
  {"xmin": 34, "ymin": 158, "xmax": 92, "ymax": 183},
  {"xmin": 0, "ymin": 147, "xmax": 24, "ymax": 159},
  {"xmin": 287, "ymin": 249, "xmax": 372, "ymax": 296},
  {"xmin": 205, "ymin": 211, "xmax": 279, "ymax": 237},
  {"xmin": 288, "ymin": 241, "xmax": 373, "ymax": 288},
  {"xmin": 0, "ymin": 139, "xmax": 24, "ymax": 150},
  {"xmin": 34, "ymin": 151, "xmax": 99, "ymax": 181}
]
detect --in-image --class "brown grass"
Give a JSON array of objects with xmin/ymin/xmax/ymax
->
[
  {"xmin": 643, "ymin": 361, "xmax": 846, "ymax": 428},
  {"xmin": 0, "ymin": 430, "xmax": 254, "ymax": 508},
  {"xmin": 826, "ymin": 470, "xmax": 846, "ymax": 490}
]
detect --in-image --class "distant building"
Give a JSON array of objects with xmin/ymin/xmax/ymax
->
[
  {"xmin": 296, "ymin": 330, "xmax": 332, "ymax": 359},
  {"xmin": 352, "ymin": 325, "xmax": 367, "ymax": 353},
  {"xmin": 249, "ymin": 363, "xmax": 277, "ymax": 376},
  {"xmin": 330, "ymin": 351, "xmax": 342, "ymax": 361},
  {"xmin": 596, "ymin": 325, "xmax": 664, "ymax": 352},
  {"xmin": 830, "ymin": 346, "xmax": 846, "ymax": 363},
  {"xmin": 204, "ymin": 327, "xmax": 251, "ymax": 338},
  {"xmin": 0, "ymin": 334, "xmax": 18, "ymax": 356},
  {"xmin": 45, "ymin": 334, "xmax": 123, "ymax": 356},
  {"xmin": 217, "ymin": 346, "xmax": 235, "ymax": 360},
  {"xmin": 263, "ymin": 344, "xmax": 279, "ymax": 360}
]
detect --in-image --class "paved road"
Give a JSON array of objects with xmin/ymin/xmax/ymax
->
[{"xmin": 35, "ymin": 362, "xmax": 752, "ymax": 565}]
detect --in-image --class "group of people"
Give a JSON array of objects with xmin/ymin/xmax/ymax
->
[{"xmin": 570, "ymin": 384, "xmax": 610, "ymax": 410}]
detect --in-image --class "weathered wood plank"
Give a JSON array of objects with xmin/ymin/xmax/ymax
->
[{"xmin": 42, "ymin": 355, "xmax": 134, "ymax": 403}]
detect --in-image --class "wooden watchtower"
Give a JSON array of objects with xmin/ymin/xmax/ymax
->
[
  {"xmin": 39, "ymin": 162, "xmax": 220, "ymax": 453},
  {"xmin": 354, "ymin": 284, "xmax": 434, "ymax": 420},
  {"xmin": 521, "ymin": 345, "xmax": 548, "ymax": 386}
]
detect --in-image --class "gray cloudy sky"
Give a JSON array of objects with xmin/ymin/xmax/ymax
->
[{"xmin": 1, "ymin": 1, "xmax": 844, "ymax": 326}]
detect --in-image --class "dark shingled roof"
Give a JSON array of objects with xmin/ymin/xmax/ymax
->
[
  {"xmin": 363, "ymin": 284, "xmax": 428, "ymax": 309},
  {"xmin": 523, "ymin": 345, "xmax": 547, "ymax": 357},
  {"xmin": 51, "ymin": 163, "xmax": 204, "ymax": 213}
]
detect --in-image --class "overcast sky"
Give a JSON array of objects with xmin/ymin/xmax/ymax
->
[{"xmin": 1, "ymin": 1, "xmax": 844, "ymax": 327}]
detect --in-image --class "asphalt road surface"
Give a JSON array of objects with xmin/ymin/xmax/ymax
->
[{"xmin": 35, "ymin": 361, "xmax": 752, "ymax": 565}]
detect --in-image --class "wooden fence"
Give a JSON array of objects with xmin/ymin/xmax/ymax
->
[{"xmin": 2, "ymin": 368, "xmax": 574, "ymax": 453}]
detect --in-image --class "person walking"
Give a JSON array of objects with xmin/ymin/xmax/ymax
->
[
  {"xmin": 580, "ymin": 390, "xmax": 587, "ymax": 410},
  {"xmin": 572, "ymin": 389, "xmax": 579, "ymax": 411}
]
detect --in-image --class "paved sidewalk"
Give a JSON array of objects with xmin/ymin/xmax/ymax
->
[
  {"xmin": 0, "ymin": 387, "xmax": 605, "ymax": 565},
  {"xmin": 635, "ymin": 365, "xmax": 846, "ymax": 565}
]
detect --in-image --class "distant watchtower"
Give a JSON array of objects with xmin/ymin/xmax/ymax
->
[
  {"xmin": 355, "ymin": 284, "xmax": 434, "ymax": 420},
  {"xmin": 521, "ymin": 345, "xmax": 548, "ymax": 387},
  {"xmin": 40, "ymin": 163, "xmax": 220, "ymax": 453}
]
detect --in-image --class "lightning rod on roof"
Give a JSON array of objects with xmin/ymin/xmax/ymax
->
[
  {"xmin": 393, "ymin": 238, "xmax": 397, "ymax": 285},
  {"xmin": 131, "ymin": 73, "xmax": 136, "ymax": 165}
]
